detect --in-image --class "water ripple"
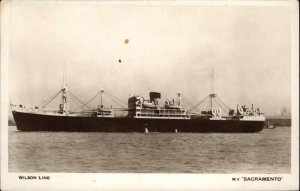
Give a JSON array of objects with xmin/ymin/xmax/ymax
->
[{"xmin": 9, "ymin": 126, "xmax": 290, "ymax": 173}]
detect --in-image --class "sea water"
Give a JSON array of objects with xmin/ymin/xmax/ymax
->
[{"xmin": 8, "ymin": 126, "xmax": 290, "ymax": 173}]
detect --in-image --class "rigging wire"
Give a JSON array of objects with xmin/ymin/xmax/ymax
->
[
  {"xmin": 186, "ymin": 93, "xmax": 232, "ymax": 114},
  {"xmin": 69, "ymin": 91, "xmax": 93, "ymax": 110},
  {"xmin": 187, "ymin": 95, "xmax": 210, "ymax": 112},
  {"xmin": 215, "ymin": 98, "xmax": 231, "ymax": 113},
  {"xmin": 39, "ymin": 89, "xmax": 62, "ymax": 108},
  {"xmin": 73, "ymin": 91, "xmax": 102, "ymax": 111},
  {"xmin": 36, "ymin": 86, "xmax": 232, "ymax": 116},
  {"xmin": 106, "ymin": 92, "xmax": 127, "ymax": 106},
  {"xmin": 214, "ymin": 99, "xmax": 227, "ymax": 111},
  {"xmin": 216, "ymin": 96, "xmax": 231, "ymax": 111},
  {"xmin": 68, "ymin": 93, "xmax": 87, "ymax": 111},
  {"xmin": 106, "ymin": 94, "xmax": 126, "ymax": 109},
  {"xmin": 214, "ymin": 99, "xmax": 229, "ymax": 114},
  {"xmin": 68, "ymin": 90, "xmax": 127, "ymax": 112},
  {"xmin": 181, "ymin": 95, "xmax": 201, "ymax": 112},
  {"xmin": 204, "ymin": 99, "xmax": 210, "ymax": 111}
]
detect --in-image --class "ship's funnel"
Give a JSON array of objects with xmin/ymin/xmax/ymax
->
[{"xmin": 149, "ymin": 92, "xmax": 161, "ymax": 105}]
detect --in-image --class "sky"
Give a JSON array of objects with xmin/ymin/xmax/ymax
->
[{"xmin": 7, "ymin": 1, "xmax": 293, "ymax": 116}]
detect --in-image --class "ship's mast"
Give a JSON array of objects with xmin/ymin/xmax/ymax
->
[
  {"xmin": 100, "ymin": 90, "xmax": 104, "ymax": 109},
  {"xmin": 177, "ymin": 93, "xmax": 181, "ymax": 107},
  {"xmin": 209, "ymin": 67, "xmax": 215, "ymax": 110},
  {"xmin": 60, "ymin": 64, "xmax": 69, "ymax": 114},
  {"xmin": 210, "ymin": 67, "xmax": 215, "ymax": 95},
  {"xmin": 281, "ymin": 106, "xmax": 286, "ymax": 119}
]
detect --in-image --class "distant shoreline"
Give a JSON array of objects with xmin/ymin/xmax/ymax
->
[{"xmin": 265, "ymin": 118, "xmax": 291, "ymax": 127}]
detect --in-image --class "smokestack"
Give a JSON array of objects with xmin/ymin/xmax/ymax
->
[{"xmin": 149, "ymin": 92, "xmax": 161, "ymax": 105}]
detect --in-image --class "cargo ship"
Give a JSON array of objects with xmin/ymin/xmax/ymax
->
[{"xmin": 11, "ymin": 76, "xmax": 265, "ymax": 133}]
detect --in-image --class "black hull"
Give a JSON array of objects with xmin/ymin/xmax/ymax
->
[{"xmin": 12, "ymin": 111, "xmax": 264, "ymax": 133}]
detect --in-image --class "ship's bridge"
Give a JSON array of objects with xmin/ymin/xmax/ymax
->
[{"xmin": 128, "ymin": 92, "xmax": 190, "ymax": 119}]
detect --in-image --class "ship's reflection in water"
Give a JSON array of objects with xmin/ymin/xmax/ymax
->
[{"xmin": 9, "ymin": 126, "xmax": 290, "ymax": 173}]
